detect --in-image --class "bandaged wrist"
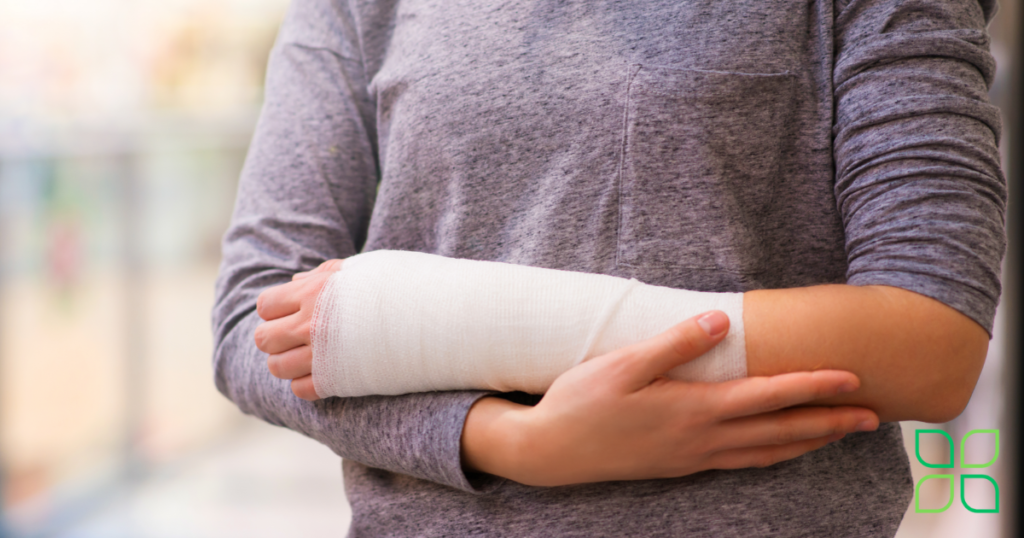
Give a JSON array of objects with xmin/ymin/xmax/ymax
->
[{"xmin": 310, "ymin": 250, "xmax": 746, "ymax": 398}]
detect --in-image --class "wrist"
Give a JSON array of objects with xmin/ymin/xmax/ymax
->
[{"xmin": 461, "ymin": 396, "xmax": 531, "ymax": 480}]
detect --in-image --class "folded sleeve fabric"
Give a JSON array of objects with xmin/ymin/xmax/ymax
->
[{"xmin": 833, "ymin": 0, "xmax": 1006, "ymax": 334}]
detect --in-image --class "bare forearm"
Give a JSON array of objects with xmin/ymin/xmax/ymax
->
[{"xmin": 744, "ymin": 284, "xmax": 988, "ymax": 423}]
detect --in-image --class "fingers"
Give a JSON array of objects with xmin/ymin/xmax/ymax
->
[
  {"xmin": 712, "ymin": 406, "xmax": 878, "ymax": 452},
  {"xmin": 714, "ymin": 370, "xmax": 862, "ymax": 421},
  {"xmin": 254, "ymin": 316, "xmax": 310, "ymax": 354},
  {"xmin": 264, "ymin": 341, "xmax": 317, "ymax": 401},
  {"xmin": 704, "ymin": 432, "xmax": 845, "ymax": 471},
  {"xmin": 615, "ymin": 311, "xmax": 730, "ymax": 390},
  {"xmin": 291, "ymin": 375, "xmax": 319, "ymax": 401},
  {"xmin": 293, "ymin": 258, "xmax": 345, "ymax": 281},
  {"xmin": 267, "ymin": 345, "xmax": 312, "ymax": 380},
  {"xmin": 256, "ymin": 281, "xmax": 303, "ymax": 320}
]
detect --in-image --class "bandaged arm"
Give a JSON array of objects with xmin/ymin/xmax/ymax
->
[
  {"xmin": 309, "ymin": 251, "xmax": 994, "ymax": 424},
  {"xmin": 311, "ymin": 250, "xmax": 745, "ymax": 398}
]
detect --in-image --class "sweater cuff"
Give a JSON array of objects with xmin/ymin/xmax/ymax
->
[{"xmin": 846, "ymin": 269, "xmax": 998, "ymax": 336}]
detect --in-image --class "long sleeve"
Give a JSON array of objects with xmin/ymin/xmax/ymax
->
[
  {"xmin": 833, "ymin": 0, "xmax": 1007, "ymax": 333},
  {"xmin": 211, "ymin": 0, "xmax": 495, "ymax": 493}
]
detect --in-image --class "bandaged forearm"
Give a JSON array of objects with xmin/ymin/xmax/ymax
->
[{"xmin": 311, "ymin": 250, "xmax": 746, "ymax": 398}]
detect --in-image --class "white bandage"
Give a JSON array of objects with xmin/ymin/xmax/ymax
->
[{"xmin": 310, "ymin": 250, "xmax": 746, "ymax": 398}]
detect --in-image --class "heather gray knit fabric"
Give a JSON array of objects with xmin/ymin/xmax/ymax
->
[{"xmin": 211, "ymin": 0, "xmax": 1006, "ymax": 535}]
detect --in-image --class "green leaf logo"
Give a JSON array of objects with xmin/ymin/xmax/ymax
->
[
  {"xmin": 913, "ymin": 428, "xmax": 1000, "ymax": 514},
  {"xmin": 961, "ymin": 429, "xmax": 999, "ymax": 468},
  {"xmin": 915, "ymin": 429, "xmax": 953, "ymax": 468},
  {"xmin": 915, "ymin": 474, "xmax": 954, "ymax": 513},
  {"xmin": 961, "ymin": 474, "xmax": 999, "ymax": 513}
]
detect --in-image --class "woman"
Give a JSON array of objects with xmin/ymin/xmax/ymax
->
[{"xmin": 213, "ymin": 0, "xmax": 1006, "ymax": 535}]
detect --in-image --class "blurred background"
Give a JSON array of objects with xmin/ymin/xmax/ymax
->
[{"xmin": 0, "ymin": 1, "xmax": 1019, "ymax": 537}]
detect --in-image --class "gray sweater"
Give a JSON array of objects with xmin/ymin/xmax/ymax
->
[{"xmin": 212, "ymin": 0, "xmax": 1006, "ymax": 535}]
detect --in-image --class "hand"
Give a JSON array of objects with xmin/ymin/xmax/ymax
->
[
  {"xmin": 254, "ymin": 259, "xmax": 345, "ymax": 400},
  {"xmin": 461, "ymin": 310, "xmax": 879, "ymax": 487}
]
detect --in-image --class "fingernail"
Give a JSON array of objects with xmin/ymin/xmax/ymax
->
[
  {"xmin": 838, "ymin": 382, "xmax": 857, "ymax": 394},
  {"xmin": 697, "ymin": 311, "xmax": 729, "ymax": 337},
  {"xmin": 856, "ymin": 421, "xmax": 876, "ymax": 432},
  {"xmin": 293, "ymin": 271, "xmax": 310, "ymax": 280},
  {"xmin": 828, "ymin": 433, "xmax": 845, "ymax": 442}
]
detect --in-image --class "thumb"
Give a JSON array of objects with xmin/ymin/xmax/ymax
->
[{"xmin": 617, "ymin": 310, "xmax": 730, "ymax": 390}]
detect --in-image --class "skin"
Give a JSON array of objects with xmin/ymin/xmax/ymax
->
[{"xmin": 254, "ymin": 259, "xmax": 988, "ymax": 487}]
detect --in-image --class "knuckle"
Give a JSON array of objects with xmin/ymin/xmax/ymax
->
[
  {"xmin": 294, "ymin": 380, "xmax": 316, "ymax": 401},
  {"xmin": 828, "ymin": 411, "xmax": 848, "ymax": 433},
  {"xmin": 755, "ymin": 453, "xmax": 779, "ymax": 469},
  {"xmin": 584, "ymin": 363, "xmax": 628, "ymax": 394},
  {"xmin": 773, "ymin": 422, "xmax": 796, "ymax": 445},
  {"xmin": 300, "ymin": 272, "xmax": 328, "ymax": 295},
  {"xmin": 256, "ymin": 293, "xmax": 266, "ymax": 318},
  {"xmin": 815, "ymin": 379, "xmax": 838, "ymax": 400},
  {"xmin": 822, "ymin": 408, "xmax": 849, "ymax": 432},
  {"xmin": 691, "ymin": 437, "xmax": 717, "ymax": 456},
  {"xmin": 609, "ymin": 347, "xmax": 640, "ymax": 370},
  {"xmin": 686, "ymin": 389, "xmax": 719, "ymax": 424},
  {"xmin": 761, "ymin": 391, "xmax": 786, "ymax": 414},
  {"xmin": 594, "ymin": 347, "xmax": 638, "ymax": 379},
  {"xmin": 694, "ymin": 405, "xmax": 719, "ymax": 427},
  {"xmin": 295, "ymin": 320, "xmax": 312, "ymax": 342},
  {"xmin": 665, "ymin": 323, "xmax": 702, "ymax": 359},
  {"xmin": 254, "ymin": 326, "xmax": 267, "ymax": 350}
]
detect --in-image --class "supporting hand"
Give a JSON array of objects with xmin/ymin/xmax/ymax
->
[{"xmin": 461, "ymin": 311, "xmax": 878, "ymax": 486}]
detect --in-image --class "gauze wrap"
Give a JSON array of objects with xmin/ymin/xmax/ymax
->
[{"xmin": 311, "ymin": 250, "xmax": 746, "ymax": 398}]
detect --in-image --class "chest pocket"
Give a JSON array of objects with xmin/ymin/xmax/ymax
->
[{"xmin": 616, "ymin": 64, "xmax": 798, "ymax": 274}]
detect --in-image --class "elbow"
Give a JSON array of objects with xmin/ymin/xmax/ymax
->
[
  {"xmin": 866, "ymin": 286, "xmax": 991, "ymax": 424},
  {"xmin": 906, "ymin": 328, "xmax": 988, "ymax": 424},
  {"xmin": 914, "ymin": 383, "xmax": 976, "ymax": 425},
  {"xmin": 212, "ymin": 343, "xmax": 236, "ymax": 403},
  {"xmin": 212, "ymin": 335, "xmax": 268, "ymax": 422},
  {"xmin": 210, "ymin": 303, "xmax": 262, "ymax": 412},
  {"xmin": 212, "ymin": 334, "xmax": 245, "ymax": 409}
]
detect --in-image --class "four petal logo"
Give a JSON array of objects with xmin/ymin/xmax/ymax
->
[{"xmin": 915, "ymin": 429, "xmax": 999, "ymax": 513}]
